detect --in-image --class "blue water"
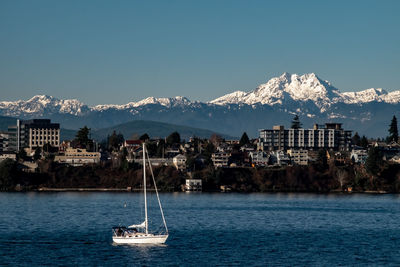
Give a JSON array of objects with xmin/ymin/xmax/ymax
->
[{"xmin": 1, "ymin": 192, "xmax": 400, "ymax": 266}]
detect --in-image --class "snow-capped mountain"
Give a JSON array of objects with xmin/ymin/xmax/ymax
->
[
  {"xmin": 210, "ymin": 72, "xmax": 400, "ymax": 109},
  {"xmin": 0, "ymin": 73, "xmax": 399, "ymax": 137},
  {"xmin": 93, "ymin": 96, "xmax": 192, "ymax": 111},
  {"xmin": 0, "ymin": 95, "xmax": 89, "ymax": 117}
]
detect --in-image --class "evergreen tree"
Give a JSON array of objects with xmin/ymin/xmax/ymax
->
[
  {"xmin": 33, "ymin": 147, "xmax": 42, "ymax": 161},
  {"xmin": 239, "ymin": 132, "xmax": 250, "ymax": 147},
  {"xmin": 0, "ymin": 159, "xmax": 18, "ymax": 191},
  {"xmin": 166, "ymin": 131, "xmax": 180, "ymax": 145},
  {"xmin": 352, "ymin": 132, "xmax": 361, "ymax": 146},
  {"xmin": 291, "ymin": 115, "xmax": 302, "ymax": 129},
  {"xmin": 75, "ymin": 126, "xmax": 92, "ymax": 150},
  {"xmin": 360, "ymin": 136, "xmax": 369, "ymax": 148},
  {"xmin": 108, "ymin": 131, "xmax": 124, "ymax": 151},
  {"xmin": 388, "ymin": 115, "xmax": 399, "ymax": 143},
  {"xmin": 365, "ymin": 147, "xmax": 383, "ymax": 176},
  {"xmin": 16, "ymin": 149, "xmax": 27, "ymax": 162},
  {"xmin": 139, "ymin": 133, "xmax": 150, "ymax": 141}
]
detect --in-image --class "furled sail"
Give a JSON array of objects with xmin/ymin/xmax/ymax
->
[{"xmin": 128, "ymin": 221, "xmax": 146, "ymax": 228}]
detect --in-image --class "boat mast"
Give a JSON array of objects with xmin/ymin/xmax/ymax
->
[
  {"xmin": 146, "ymin": 149, "xmax": 168, "ymax": 234},
  {"xmin": 143, "ymin": 143, "xmax": 148, "ymax": 234}
]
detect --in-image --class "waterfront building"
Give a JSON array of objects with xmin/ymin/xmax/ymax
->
[
  {"xmin": 185, "ymin": 179, "xmax": 202, "ymax": 191},
  {"xmin": 6, "ymin": 119, "xmax": 60, "ymax": 153},
  {"xmin": 259, "ymin": 123, "xmax": 352, "ymax": 151}
]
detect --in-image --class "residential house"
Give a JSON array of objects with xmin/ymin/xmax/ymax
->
[
  {"xmin": 249, "ymin": 151, "xmax": 269, "ymax": 166},
  {"xmin": 173, "ymin": 154, "xmax": 187, "ymax": 171},
  {"xmin": 350, "ymin": 148, "xmax": 368, "ymax": 164}
]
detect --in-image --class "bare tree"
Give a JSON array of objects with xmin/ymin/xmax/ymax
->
[{"xmin": 336, "ymin": 168, "xmax": 348, "ymax": 190}]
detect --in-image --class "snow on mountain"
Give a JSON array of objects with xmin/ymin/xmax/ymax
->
[
  {"xmin": 1, "ymin": 73, "xmax": 399, "ymax": 118},
  {"xmin": 384, "ymin": 90, "xmax": 400, "ymax": 104},
  {"xmin": 209, "ymin": 73, "xmax": 343, "ymax": 108},
  {"xmin": 0, "ymin": 95, "xmax": 87, "ymax": 116},
  {"xmin": 341, "ymin": 88, "xmax": 388, "ymax": 104},
  {"xmin": 93, "ymin": 96, "xmax": 192, "ymax": 111},
  {"xmin": 210, "ymin": 91, "xmax": 247, "ymax": 105},
  {"xmin": 209, "ymin": 73, "xmax": 400, "ymax": 109}
]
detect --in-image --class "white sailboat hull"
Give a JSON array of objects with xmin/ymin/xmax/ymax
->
[{"xmin": 113, "ymin": 234, "xmax": 168, "ymax": 244}]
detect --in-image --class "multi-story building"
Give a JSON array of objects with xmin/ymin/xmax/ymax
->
[
  {"xmin": 259, "ymin": 123, "xmax": 352, "ymax": 151},
  {"xmin": 0, "ymin": 132, "xmax": 8, "ymax": 153},
  {"xmin": 287, "ymin": 149, "xmax": 309, "ymax": 165},
  {"xmin": 7, "ymin": 119, "xmax": 60, "ymax": 153},
  {"xmin": 211, "ymin": 152, "xmax": 231, "ymax": 167}
]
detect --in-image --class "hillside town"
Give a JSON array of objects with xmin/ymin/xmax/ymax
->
[{"xmin": 0, "ymin": 115, "xmax": 400, "ymax": 192}]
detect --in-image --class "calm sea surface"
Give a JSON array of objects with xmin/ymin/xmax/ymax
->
[{"xmin": 1, "ymin": 192, "xmax": 400, "ymax": 266}]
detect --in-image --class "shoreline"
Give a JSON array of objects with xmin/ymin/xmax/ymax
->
[{"xmin": 9, "ymin": 187, "xmax": 389, "ymax": 194}]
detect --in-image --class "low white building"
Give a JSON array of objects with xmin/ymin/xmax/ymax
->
[
  {"xmin": 0, "ymin": 152, "xmax": 16, "ymax": 162},
  {"xmin": 270, "ymin": 151, "xmax": 291, "ymax": 166},
  {"xmin": 249, "ymin": 151, "xmax": 269, "ymax": 166},
  {"xmin": 350, "ymin": 149, "xmax": 368, "ymax": 164},
  {"xmin": 54, "ymin": 148, "xmax": 101, "ymax": 166},
  {"xmin": 173, "ymin": 154, "xmax": 187, "ymax": 171},
  {"xmin": 185, "ymin": 179, "xmax": 202, "ymax": 191}
]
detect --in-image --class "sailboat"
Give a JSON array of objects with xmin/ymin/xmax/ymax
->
[{"xmin": 112, "ymin": 143, "xmax": 169, "ymax": 244}]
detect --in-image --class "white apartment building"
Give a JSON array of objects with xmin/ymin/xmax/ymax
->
[
  {"xmin": 259, "ymin": 123, "xmax": 352, "ymax": 151},
  {"xmin": 7, "ymin": 119, "xmax": 60, "ymax": 153}
]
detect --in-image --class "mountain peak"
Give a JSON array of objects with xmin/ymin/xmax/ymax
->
[
  {"xmin": 210, "ymin": 72, "xmax": 343, "ymax": 108},
  {"xmin": 209, "ymin": 91, "xmax": 247, "ymax": 105}
]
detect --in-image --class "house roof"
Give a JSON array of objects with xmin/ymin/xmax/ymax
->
[{"xmin": 125, "ymin": 140, "xmax": 143, "ymax": 145}]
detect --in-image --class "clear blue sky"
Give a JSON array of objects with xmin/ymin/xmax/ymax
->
[{"xmin": 0, "ymin": 0, "xmax": 399, "ymax": 105}]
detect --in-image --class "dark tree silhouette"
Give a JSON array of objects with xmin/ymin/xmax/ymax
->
[
  {"xmin": 365, "ymin": 147, "xmax": 383, "ymax": 176},
  {"xmin": 166, "ymin": 131, "xmax": 180, "ymax": 145},
  {"xmin": 388, "ymin": 115, "xmax": 399, "ymax": 143},
  {"xmin": 74, "ymin": 126, "xmax": 92, "ymax": 150},
  {"xmin": 352, "ymin": 132, "xmax": 361, "ymax": 146},
  {"xmin": 360, "ymin": 136, "xmax": 369, "ymax": 148},
  {"xmin": 107, "ymin": 131, "xmax": 124, "ymax": 151},
  {"xmin": 291, "ymin": 115, "xmax": 302, "ymax": 129},
  {"xmin": 239, "ymin": 132, "xmax": 250, "ymax": 146},
  {"xmin": 139, "ymin": 133, "xmax": 150, "ymax": 141}
]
